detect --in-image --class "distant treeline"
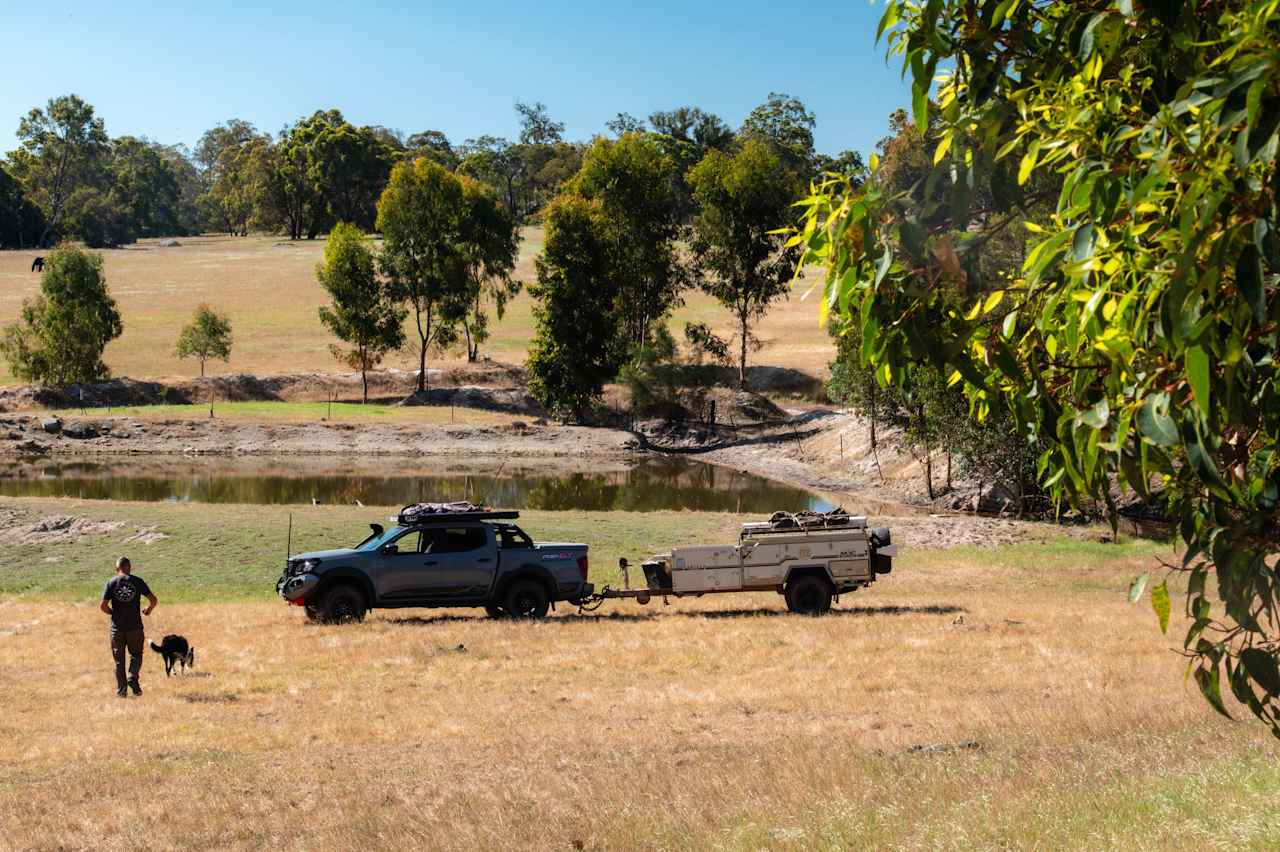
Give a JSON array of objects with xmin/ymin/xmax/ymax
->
[{"xmin": 0, "ymin": 93, "xmax": 864, "ymax": 249}]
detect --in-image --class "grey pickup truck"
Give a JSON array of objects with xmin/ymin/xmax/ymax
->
[{"xmin": 276, "ymin": 505, "xmax": 593, "ymax": 622}]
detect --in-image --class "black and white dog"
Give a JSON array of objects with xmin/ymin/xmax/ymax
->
[{"xmin": 149, "ymin": 634, "xmax": 195, "ymax": 676}]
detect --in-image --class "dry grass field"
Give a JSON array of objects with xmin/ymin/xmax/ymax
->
[
  {"xmin": 0, "ymin": 232, "xmax": 834, "ymax": 385},
  {"xmin": 1, "ymin": 498, "xmax": 1277, "ymax": 850}
]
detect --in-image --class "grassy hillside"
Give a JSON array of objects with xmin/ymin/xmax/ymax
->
[
  {"xmin": 0, "ymin": 232, "xmax": 836, "ymax": 385},
  {"xmin": 0, "ymin": 497, "xmax": 1275, "ymax": 849}
]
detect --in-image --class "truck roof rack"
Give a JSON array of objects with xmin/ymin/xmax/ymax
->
[{"xmin": 396, "ymin": 502, "xmax": 520, "ymax": 525}]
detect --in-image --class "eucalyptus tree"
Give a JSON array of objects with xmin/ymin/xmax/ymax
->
[
  {"xmin": 688, "ymin": 137, "xmax": 802, "ymax": 387},
  {"xmin": 10, "ymin": 94, "xmax": 109, "ymax": 245},
  {"xmin": 376, "ymin": 158, "xmax": 469, "ymax": 392},
  {"xmin": 797, "ymin": 0, "xmax": 1280, "ymax": 732},
  {"xmin": 316, "ymin": 223, "xmax": 405, "ymax": 403}
]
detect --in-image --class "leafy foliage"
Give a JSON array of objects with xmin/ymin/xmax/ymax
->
[
  {"xmin": 405, "ymin": 130, "xmax": 459, "ymax": 170},
  {"xmin": 316, "ymin": 223, "xmax": 405, "ymax": 403},
  {"xmin": 606, "ymin": 112, "xmax": 646, "ymax": 136},
  {"xmin": 617, "ymin": 325, "xmax": 682, "ymax": 418},
  {"xmin": 0, "ymin": 245, "xmax": 122, "ymax": 385},
  {"xmin": 175, "ymin": 305, "xmax": 234, "ymax": 378},
  {"xmin": 271, "ymin": 110, "xmax": 392, "ymax": 239},
  {"xmin": 0, "ymin": 162, "xmax": 44, "ymax": 248},
  {"xmin": 740, "ymin": 92, "xmax": 817, "ymax": 174},
  {"xmin": 797, "ymin": 0, "xmax": 1280, "ymax": 733},
  {"xmin": 683, "ymin": 321, "xmax": 731, "ymax": 366}
]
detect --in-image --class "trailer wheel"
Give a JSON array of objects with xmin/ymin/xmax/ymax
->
[
  {"xmin": 785, "ymin": 574, "xmax": 833, "ymax": 615},
  {"xmin": 484, "ymin": 604, "xmax": 507, "ymax": 619},
  {"xmin": 315, "ymin": 584, "xmax": 367, "ymax": 624},
  {"xmin": 504, "ymin": 579, "xmax": 550, "ymax": 619}
]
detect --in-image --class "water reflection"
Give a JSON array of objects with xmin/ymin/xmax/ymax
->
[{"xmin": 0, "ymin": 456, "xmax": 835, "ymax": 513}]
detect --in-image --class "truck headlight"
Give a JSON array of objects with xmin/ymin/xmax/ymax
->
[{"xmin": 301, "ymin": 559, "xmax": 322, "ymax": 571}]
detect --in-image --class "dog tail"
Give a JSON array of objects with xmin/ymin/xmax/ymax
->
[{"xmin": 150, "ymin": 641, "xmax": 164, "ymax": 653}]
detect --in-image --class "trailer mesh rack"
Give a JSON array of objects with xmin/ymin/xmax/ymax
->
[{"xmin": 740, "ymin": 508, "xmax": 866, "ymax": 536}]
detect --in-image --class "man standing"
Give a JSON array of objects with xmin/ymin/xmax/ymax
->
[{"xmin": 100, "ymin": 557, "xmax": 157, "ymax": 697}]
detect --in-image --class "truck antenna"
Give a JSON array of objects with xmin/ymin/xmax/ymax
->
[{"xmin": 286, "ymin": 512, "xmax": 293, "ymax": 562}]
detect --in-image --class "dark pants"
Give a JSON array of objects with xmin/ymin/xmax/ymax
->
[{"xmin": 111, "ymin": 629, "xmax": 144, "ymax": 691}]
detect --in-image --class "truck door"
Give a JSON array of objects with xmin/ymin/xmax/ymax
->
[
  {"xmin": 421, "ymin": 525, "xmax": 495, "ymax": 601},
  {"xmin": 375, "ymin": 529, "xmax": 435, "ymax": 601}
]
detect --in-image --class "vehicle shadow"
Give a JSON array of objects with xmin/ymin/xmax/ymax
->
[
  {"xmin": 381, "ymin": 603, "xmax": 966, "ymax": 626},
  {"xmin": 693, "ymin": 604, "xmax": 966, "ymax": 620}
]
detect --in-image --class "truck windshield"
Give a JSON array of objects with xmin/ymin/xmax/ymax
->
[{"xmin": 354, "ymin": 526, "xmax": 403, "ymax": 552}]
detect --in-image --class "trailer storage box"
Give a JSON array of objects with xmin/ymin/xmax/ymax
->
[{"xmin": 670, "ymin": 545, "xmax": 742, "ymax": 593}]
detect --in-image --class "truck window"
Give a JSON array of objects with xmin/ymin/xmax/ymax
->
[
  {"xmin": 434, "ymin": 526, "xmax": 487, "ymax": 554},
  {"xmin": 390, "ymin": 530, "xmax": 423, "ymax": 554},
  {"xmin": 499, "ymin": 527, "xmax": 533, "ymax": 549}
]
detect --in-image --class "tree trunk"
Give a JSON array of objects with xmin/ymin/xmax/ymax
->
[
  {"xmin": 920, "ymin": 403, "xmax": 935, "ymax": 500},
  {"xmin": 738, "ymin": 312, "xmax": 749, "ymax": 390},
  {"xmin": 40, "ymin": 142, "xmax": 72, "ymax": 246},
  {"xmin": 411, "ymin": 298, "xmax": 428, "ymax": 393},
  {"xmin": 361, "ymin": 363, "xmax": 368, "ymax": 404},
  {"xmin": 424, "ymin": 306, "xmax": 432, "ymax": 393},
  {"xmin": 464, "ymin": 319, "xmax": 477, "ymax": 362},
  {"xmin": 869, "ymin": 380, "xmax": 878, "ymax": 450},
  {"xmin": 200, "ymin": 359, "xmax": 205, "ymax": 378},
  {"xmin": 946, "ymin": 452, "xmax": 952, "ymax": 492}
]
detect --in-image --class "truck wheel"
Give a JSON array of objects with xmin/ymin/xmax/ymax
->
[
  {"xmin": 503, "ymin": 579, "xmax": 550, "ymax": 619},
  {"xmin": 785, "ymin": 575, "xmax": 833, "ymax": 615},
  {"xmin": 304, "ymin": 603, "xmax": 322, "ymax": 622},
  {"xmin": 484, "ymin": 604, "xmax": 507, "ymax": 619},
  {"xmin": 316, "ymin": 584, "xmax": 367, "ymax": 624}
]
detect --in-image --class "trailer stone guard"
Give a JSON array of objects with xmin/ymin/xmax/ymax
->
[{"xmin": 579, "ymin": 508, "xmax": 896, "ymax": 615}]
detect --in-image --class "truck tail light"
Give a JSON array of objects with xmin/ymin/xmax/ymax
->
[{"xmin": 577, "ymin": 555, "xmax": 589, "ymax": 582}]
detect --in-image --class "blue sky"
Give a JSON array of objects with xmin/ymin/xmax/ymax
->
[{"xmin": 3, "ymin": 1, "xmax": 909, "ymax": 158}]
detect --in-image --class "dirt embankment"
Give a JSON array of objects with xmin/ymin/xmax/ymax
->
[
  {"xmin": 0, "ymin": 415, "xmax": 637, "ymax": 459},
  {"xmin": 0, "ymin": 362, "xmax": 533, "ymax": 413}
]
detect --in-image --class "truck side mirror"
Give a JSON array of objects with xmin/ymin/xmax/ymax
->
[{"xmin": 381, "ymin": 544, "xmax": 399, "ymax": 556}]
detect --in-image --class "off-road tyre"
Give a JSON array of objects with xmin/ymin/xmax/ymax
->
[
  {"xmin": 315, "ymin": 584, "xmax": 367, "ymax": 624},
  {"xmin": 484, "ymin": 604, "xmax": 507, "ymax": 619},
  {"xmin": 785, "ymin": 574, "xmax": 833, "ymax": 615},
  {"xmin": 503, "ymin": 578, "xmax": 550, "ymax": 619},
  {"xmin": 304, "ymin": 603, "xmax": 322, "ymax": 623}
]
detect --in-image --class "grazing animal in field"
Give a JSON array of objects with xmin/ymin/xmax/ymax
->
[
  {"xmin": 149, "ymin": 634, "xmax": 195, "ymax": 676},
  {"xmin": 311, "ymin": 497, "xmax": 321, "ymax": 506},
  {"xmin": 31, "ymin": 256, "xmax": 45, "ymax": 273}
]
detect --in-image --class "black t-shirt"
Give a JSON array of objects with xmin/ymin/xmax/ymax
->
[{"xmin": 103, "ymin": 574, "xmax": 152, "ymax": 632}]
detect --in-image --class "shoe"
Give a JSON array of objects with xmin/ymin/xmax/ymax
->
[
  {"xmin": 116, "ymin": 687, "xmax": 128, "ymax": 698},
  {"xmin": 128, "ymin": 680, "xmax": 142, "ymax": 696}
]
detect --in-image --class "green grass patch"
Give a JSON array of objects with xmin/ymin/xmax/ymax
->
[
  {"xmin": 0, "ymin": 497, "xmax": 748, "ymax": 602},
  {"xmin": 36, "ymin": 400, "xmax": 516, "ymax": 425}
]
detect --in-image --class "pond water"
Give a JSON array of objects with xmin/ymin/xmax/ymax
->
[{"xmin": 0, "ymin": 455, "xmax": 836, "ymax": 514}]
